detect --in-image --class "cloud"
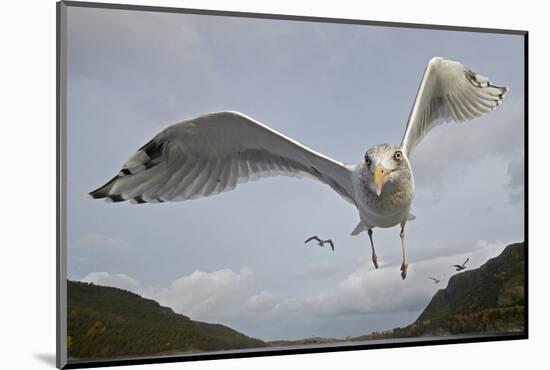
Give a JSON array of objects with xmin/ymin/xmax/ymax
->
[
  {"xmin": 79, "ymin": 267, "xmax": 253, "ymax": 322},
  {"xmin": 301, "ymin": 240, "xmax": 507, "ymax": 317},
  {"xmin": 294, "ymin": 261, "xmax": 340, "ymax": 279},
  {"xmin": 242, "ymin": 290, "xmax": 281, "ymax": 314},
  {"xmin": 151, "ymin": 268, "xmax": 253, "ymax": 322},
  {"xmin": 81, "ymin": 271, "xmax": 141, "ymax": 293}
]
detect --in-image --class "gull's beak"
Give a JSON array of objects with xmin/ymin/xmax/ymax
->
[{"xmin": 374, "ymin": 164, "xmax": 388, "ymax": 196}]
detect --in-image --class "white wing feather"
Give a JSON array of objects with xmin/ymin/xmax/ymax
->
[
  {"xmin": 90, "ymin": 111, "xmax": 355, "ymax": 204},
  {"xmin": 401, "ymin": 57, "xmax": 508, "ymax": 155}
]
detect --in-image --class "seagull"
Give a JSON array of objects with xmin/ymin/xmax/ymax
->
[
  {"xmin": 304, "ymin": 236, "xmax": 335, "ymax": 251},
  {"xmin": 427, "ymin": 277, "xmax": 441, "ymax": 284},
  {"xmin": 90, "ymin": 57, "xmax": 507, "ymax": 280},
  {"xmin": 451, "ymin": 258, "xmax": 470, "ymax": 271}
]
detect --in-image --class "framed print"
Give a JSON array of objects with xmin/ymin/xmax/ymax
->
[{"xmin": 57, "ymin": 1, "xmax": 527, "ymax": 368}]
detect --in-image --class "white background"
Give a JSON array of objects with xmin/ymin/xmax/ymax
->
[{"xmin": 0, "ymin": 0, "xmax": 544, "ymax": 369}]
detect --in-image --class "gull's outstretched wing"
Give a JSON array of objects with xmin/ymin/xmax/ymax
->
[
  {"xmin": 305, "ymin": 236, "xmax": 322, "ymax": 244},
  {"xmin": 401, "ymin": 57, "xmax": 508, "ymax": 156},
  {"xmin": 463, "ymin": 258, "xmax": 470, "ymax": 266},
  {"xmin": 90, "ymin": 111, "xmax": 355, "ymax": 204}
]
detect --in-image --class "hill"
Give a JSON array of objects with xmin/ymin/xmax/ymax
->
[
  {"xmin": 67, "ymin": 280, "xmax": 268, "ymax": 360},
  {"xmin": 355, "ymin": 242, "xmax": 525, "ymax": 340},
  {"xmin": 398, "ymin": 242, "xmax": 524, "ymax": 336}
]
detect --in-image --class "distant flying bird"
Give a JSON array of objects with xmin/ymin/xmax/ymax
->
[
  {"xmin": 427, "ymin": 277, "xmax": 441, "ymax": 284},
  {"xmin": 452, "ymin": 258, "xmax": 470, "ymax": 271},
  {"xmin": 304, "ymin": 236, "xmax": 335, "ymax": 251},
  {"xmin": 90, "ymin": 57, "xmax": 507, "ymax": 280}
]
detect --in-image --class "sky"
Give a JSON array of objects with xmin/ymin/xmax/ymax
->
[{"xmin": 65, "ymin": 6, "xmax": 525, "ymax": 341}]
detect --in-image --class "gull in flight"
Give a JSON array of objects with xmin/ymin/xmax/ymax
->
[
  {"xmin": 427, "ymin": 277, "xmax": 441, "ymax": 284},
  {"xmin": 451, "ymin": 258, "xmax": 470, "ymax": 271},
  {"xmin": 304, "ymin": 236, "xmax": 335, "ymax": 251},
  {"xmin": 90, "ymin": 57, "xmax": 507, "ymax": 280}
]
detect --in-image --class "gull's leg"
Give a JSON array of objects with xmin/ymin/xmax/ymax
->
[
  {"xmin": 367, "ymin": 228, "xmax": 379, "ymax": 269},
  {"xmin": 400, "ymin": 225, "xmax": 408, "ymax": 280}
]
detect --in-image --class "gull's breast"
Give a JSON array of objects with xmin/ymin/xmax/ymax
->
[
  {"xmin": 360, "ymin": 204, "xmax": 411, "ymax": 228},
  {"xmin": 353, "ymin": 171, "xmax": 415, "ymax": 229}
]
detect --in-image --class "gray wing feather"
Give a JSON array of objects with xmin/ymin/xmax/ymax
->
[
  {"xmin": 401, "ymin": 57, "xmax": 508, "ymax": 156},
  {"xmin": 90, "ymin": 111, "xmax": 355, "ymax": 205}
]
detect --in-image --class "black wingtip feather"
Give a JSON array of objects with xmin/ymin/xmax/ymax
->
[
  {"xmin": 90, "ymin": 140, "xmax": 168, "ymax": 203},
  {"xmin": 139, "ymin": 139, "xmax": 165, "ymax": 161},
  {"xmin": 89, "ymin": 175, "xmax": 128, "ymax": 203},
  {"xmin": 133, "ymin": 195, "xmax": 147, "ymax": 204},
  {"xmin": 144, "ymin": 161, "xmax": 157, "ymax": 170},
  {"xmin": 89, "ymin": 175, "xmax": 119, "ymax": 199},
  {"xmin": 497, "ymin": 86, "xmax": 509, "ymax": 99},
  {"xmin": 107, "ymin": 194, "xmax": 125, "ymax": 202}
]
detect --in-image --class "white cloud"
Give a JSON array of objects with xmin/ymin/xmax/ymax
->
[
  {"xmin": 301, "ymin": 240, "xmax": 508, "ymax": 317},
  {"xmin": 79, "ymin": 267, "xmax": 254, "ymax": 323},
  {"xmin": 151, "ymin": 268, "xmax": 253, "ymax": 322},
  {"xmin": 81, "ymin": 271, "xmax": 141, "ymax": 293},
  {"xmin": 242, "ymin": 290, "xmax": 281, "ymax": 314}
]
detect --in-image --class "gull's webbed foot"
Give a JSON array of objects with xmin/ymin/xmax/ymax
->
[{"xmin": 400, "ymin": 261, "xmax": 408, "ymax": 280}]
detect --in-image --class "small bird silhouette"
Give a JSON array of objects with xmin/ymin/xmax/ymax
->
[
  {"xmin": 451, "ymin": 258, "xmax": 469, "ymax": 271},
  {"xmin": 304, "ymin": 236, "xmax": 334, "ymax": 251},
  {"xmin": 427, "ymin": 276, "xmax": 441, "ymax": 284}
]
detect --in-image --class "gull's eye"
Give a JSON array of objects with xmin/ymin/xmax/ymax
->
[
  {"xmin": 393, "ymin": 150, "xmax": 403, "ymax": 161},
  {"xmin": 364, "ymin": 155, "xmax": 371, "ymax": 166}
]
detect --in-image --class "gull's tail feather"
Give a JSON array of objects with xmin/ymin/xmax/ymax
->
[{"xmin": 351, "ymin": 221, "xmax": 367, "ymax": 236}]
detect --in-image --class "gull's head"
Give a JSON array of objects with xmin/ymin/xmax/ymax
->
[{"xmin": 363, "ymin": 144, "xmax": 409, "ymax": 196}]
